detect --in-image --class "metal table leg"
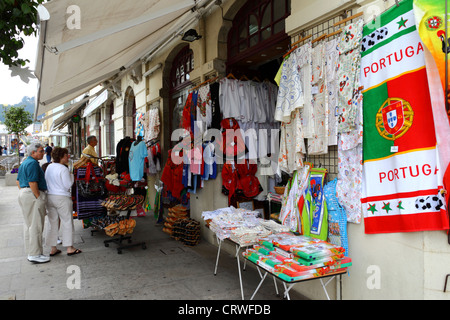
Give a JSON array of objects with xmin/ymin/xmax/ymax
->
[
  {"xmin": 235, "ymin": 244, "xmax": 244, "ymax": 300},
  {"xmin": 282, "ymin": 282, "xmax": 295, "ymax": 300},
  {"xmin": 250, "ymin": 271, "xmax": 268, "ymax": 300},
  {"xmin": 273, "ymin": 275, "xmax": 279, "ymax": 296},
  {"xmin": 319, "ymin": 276, "xmax": 336, "ymax": 300},
  {"xmin": 214, "ymin": 237, "xmax": 222, "ymax": 276}
]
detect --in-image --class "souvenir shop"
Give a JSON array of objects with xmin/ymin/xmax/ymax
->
[
  {"xmin": 157, "ymin": 0, "xmax": 449, "ymax": 299},
  {"xmin": 69, "ymin": 0, "xmax": 450, "ymax": 299}
]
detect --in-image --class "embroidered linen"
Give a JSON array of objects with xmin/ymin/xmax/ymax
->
[
  {"xmin": 277, "ymin": 109, "xmax": 305, "ymax": 174},
  {"xmin": 308, "ymin": 80, "xmax": 329, "ymax": 155},
  {"xmin": 326, "ymin": 38, "xmax": 340, "ymax": 146},
  {"xmin": 143, "ymin": 108, "xmax": 160, "ymax": 142},
  {"xmin": 295, "ymin": 42, "xmax": 314, "ymax": 139},
  {"xmin": 196, "ymin": 85, "xmax": 212, "ymax": 132},
  {"xmin": 275, "ymin": 53, "xmax": 304, "ymax": 122},
  {"xmin": 337, "ymin": 19, "xmax": 364, "ymax": 133},
  {"xmin": 336, "ymin": 143, "xmax": 363, "ymax": 224}
]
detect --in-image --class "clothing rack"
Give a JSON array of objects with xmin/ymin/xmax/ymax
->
[
  {"xmin": 189, "ymin": 76, "xmax": 219, "ymax": 92},
  {"xmin": 311, "ymin": 33, "xmax": 327, "ymax": 44},
  {"xmin": 333, "ymin": 11, "xmax": 363, "ymax": 27},
  {"xmin": 283, "ymin": 34, "xmax": 312, "ymax": 59},
  {"xmin": 327, "ymin": 28, "xmax": 342, "ymax": 38}
]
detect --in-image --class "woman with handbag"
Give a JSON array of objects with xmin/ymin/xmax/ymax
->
[{"xmin": 45, "ymin": 147, "xmax": 82, "ymax": 256}]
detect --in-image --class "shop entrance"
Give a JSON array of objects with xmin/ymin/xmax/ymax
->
[
  {"xmin": 226, "ymin": 0, "xmax": 291, "ymax": 81},
  {"xmin": 168, "ymin": 45, "xmax": 194, "ymax": 147}
]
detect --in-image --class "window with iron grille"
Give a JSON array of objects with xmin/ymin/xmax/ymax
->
[
  {"xmin": 170, "ymin": 45, "xmax": 194, "ymax": 93},
  {"xmin": 227, "ymin": 0, "xmax": 290, "ymax": 65}
]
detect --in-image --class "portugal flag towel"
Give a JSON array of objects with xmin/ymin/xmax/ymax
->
[{"xmin": 361, "ymin": 0, "xmax": 449, "ymax": 234}]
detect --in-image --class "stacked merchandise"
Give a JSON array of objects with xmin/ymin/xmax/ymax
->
[
  {"xmin": 242, "ymin": 233, "xmax": 351, "ymax": 282},
  {"xmin": 202, "ymin": 206, "xmax": 290, "ymax": 246},
  {"xmin": 258, "ymin": 219, "xmax": 291, "ymax": 234},
  {"xmin": 171, "ymin": 218, "xmax": 201, "ymax": 247},
  {"xmin": 100, "ymin": 194, "xmax": 145, "ymax": 211},
  {"xmin": 206, "ymin": 208, "xmax": 262, "ymax": 243},
  {"xmin": 163, "ymin": 204, "xmax": 189, "ymax": 235},
  {"xmin": 90, "ymin": 215, "xmax": 136, "ymax": 237},
  {"xmin": 201, "ymin": 206, "xmax": 236, "ymax": 227}
]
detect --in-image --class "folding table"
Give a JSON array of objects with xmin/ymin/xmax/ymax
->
[
  {"xmin": 244, "ymin": 256, "xmax": 347, "ymax": 300},
  {"xmin": 213, "ymin": 235, "xmax": 254, "ymax": 300}
]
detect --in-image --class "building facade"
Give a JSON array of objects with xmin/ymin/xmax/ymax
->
[{"xmin": 46, "ymin": 0, "xmax": 450, "ymax": 299}]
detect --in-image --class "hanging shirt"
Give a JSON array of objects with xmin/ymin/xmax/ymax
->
[
  {"xmin": 128, "ymin": 141, "xmax": 148, "ymax": 181},
  {"xmin": 275, "ymin": 53, "xmax": 304, "ymax": 122},
  {"xmin": 209, "ymin": 82, "xmax": 222, "ymax": 130},
  {"xmin": 219, "ymin": 78, "xmax": 241, "ymax": 119}
]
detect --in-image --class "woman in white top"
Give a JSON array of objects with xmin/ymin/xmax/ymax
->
[{"xmin": 45, "ymin": 147, "xmax": 81, "ymax": 256}]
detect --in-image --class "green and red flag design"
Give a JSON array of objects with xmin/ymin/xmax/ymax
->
[{"xmin": 361, "ymin": 0, "xmax": 448, "ymax": 234}]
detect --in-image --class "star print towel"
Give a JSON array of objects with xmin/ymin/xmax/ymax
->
[{"xmin": 360, "ymin": 0, "xmax": 448, "ymax": 234}]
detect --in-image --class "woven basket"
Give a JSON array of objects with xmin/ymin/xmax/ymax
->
[{"xmin": 274, "ymin": 186, "xmax": 285, "ymax": 195}]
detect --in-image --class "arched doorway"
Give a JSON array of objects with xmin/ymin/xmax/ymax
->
[
  {"xmin": 226, "ymin": 0, "xmax": 291, "ymax": 80},
  {"xmin": 123, "ymin": 87, "xmax": 136, "ymax": 138}
]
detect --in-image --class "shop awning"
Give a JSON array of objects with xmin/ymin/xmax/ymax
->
[
  {"xmin": 34, "ymin": 131, "xmax": 71, "ymax": 137},
  {"xmin": 50, "ymin": 97, "xmax": 88, "ymax": 131},
  {"xmin": 34, "ymin": 0, "xmax": 208, "ymax": 120},
  {"xmin": 82, "ymin": 89, "xmax": 109, "ymax": 118}
]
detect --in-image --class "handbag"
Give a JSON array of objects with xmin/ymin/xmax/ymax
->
[{"xmin": 77, "ymin": 162, "xmax": 106, "ymax": 199}]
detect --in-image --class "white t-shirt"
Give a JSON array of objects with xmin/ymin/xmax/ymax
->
[{"xmin": 45, "ymin": 163, "xmax": 74, "ymax": 197}]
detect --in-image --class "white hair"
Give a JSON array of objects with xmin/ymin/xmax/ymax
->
[{"xmin": 27, "ymin": 143, "xmax": 43, "ymax": 156}]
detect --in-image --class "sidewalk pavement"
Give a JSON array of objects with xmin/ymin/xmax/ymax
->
[{"xmin": 0, "ymin": 177, "xmax": 307, "ymax": 300}]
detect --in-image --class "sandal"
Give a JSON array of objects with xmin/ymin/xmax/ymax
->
[
  {"xmin": 67, "ymin": 249, "xmax": 82, "ymax": 256},
  {"xmin": 50, "ymin": 249, "xmax": 61, "ymax": 256}
]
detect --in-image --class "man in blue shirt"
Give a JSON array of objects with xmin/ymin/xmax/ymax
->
[{"xmin": 16, "ymin": 143, "xmax": 50, "ymax": 263}]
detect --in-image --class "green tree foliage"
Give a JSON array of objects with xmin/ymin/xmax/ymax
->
[
  {"xmin": 3, "ymin": 105, "xmax": 33, "ymax": 136},
  {"xmin": 3, "ymin": 105, "xmax": 33, "ymax": 163},
  {"xmin": 0, "ymin": 0, "xmax": 45, "ymax": 67}
]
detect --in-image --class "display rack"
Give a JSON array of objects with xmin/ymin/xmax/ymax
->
[
  {"xmin": 103, "ymin": 209, "xmax": 147, "ymax": 254},
  {"xmin": 74, "ymin": 154, "xmax": 148, "ymax": 254}
]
